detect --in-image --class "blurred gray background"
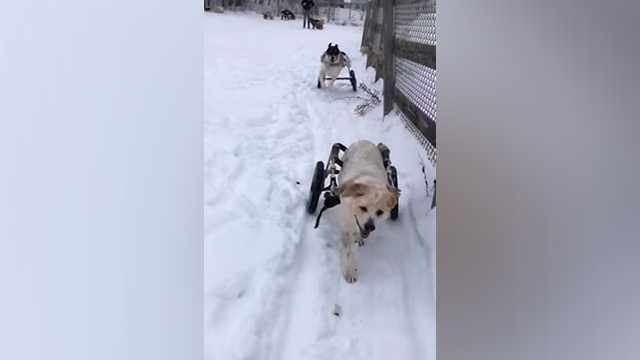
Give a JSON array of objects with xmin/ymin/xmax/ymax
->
[{"xmin": 438, "ymin": 1, "xmax": 640, "ymax": 359}]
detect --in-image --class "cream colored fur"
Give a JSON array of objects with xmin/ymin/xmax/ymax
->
[{"xmin": 336, "ymin": 140, "xmax": 399, "ymax": 283}]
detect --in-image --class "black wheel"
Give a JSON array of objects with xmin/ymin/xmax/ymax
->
[
  {"xmin": 307, "ymin": 161, "xmax": 325, "ymax": 214},
  {"xmin": 349, "ymin": 70, "xmax": 357, "ymax": 92},
  {"xmin": 317, "ymin": 79, "xmax": 321, "ymax": 89},
  {"xmin": 389, "ymin": 166, "xmax": 399, "ymax": 220}
]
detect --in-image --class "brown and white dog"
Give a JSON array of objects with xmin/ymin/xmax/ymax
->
[{"xmin": 336, "ymin": 140, "xmax": 400, "ymax": 283}]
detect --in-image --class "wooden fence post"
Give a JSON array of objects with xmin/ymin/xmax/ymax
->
[
  {"xmin": 382, "ymin": 0, "xmax": 394, "ymax": 115},
  {"xmin": 360, "ymin": 2, "xmax": 370, "ymax": 51}
]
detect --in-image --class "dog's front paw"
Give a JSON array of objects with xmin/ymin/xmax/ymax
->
[
  {"xmin": 354, "ymin": 238, "xmax": 365, "ymax": 247},
  {"xmin": 343, "ymin": 266, "xmax": 358, "ymax": 283}
]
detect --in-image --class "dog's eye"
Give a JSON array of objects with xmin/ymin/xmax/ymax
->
[
  {"xmin": 376, "ymin": 210, "xmax": 383, "ymax": 216},
  {"xmin": 359, "ymin": 206, "xmax": 368, "ymax": 212}
]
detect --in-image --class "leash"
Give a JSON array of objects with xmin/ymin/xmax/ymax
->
[{"xmin": 314, "ymin": 193, "xmax": 341, "ymax": 228}]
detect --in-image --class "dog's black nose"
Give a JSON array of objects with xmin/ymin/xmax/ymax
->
[{"xmin": 364, "ymin": 219, "xmax": 375, "ymax": 232}]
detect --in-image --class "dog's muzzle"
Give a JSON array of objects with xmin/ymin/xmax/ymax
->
[{"xmin": 354, "ymin": 216, "xmax": 375, "ymax": 239}]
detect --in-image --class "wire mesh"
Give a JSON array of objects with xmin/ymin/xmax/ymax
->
[
  {"xmin": 395, "ymin": 57, "xmax": 437, "ymax": 122},
  {"xmin": 394, "ymin": 0, "xmax": 436, "ymax": 46},
  {"xmin": 397, "ymin": 110, "xmax": 437, "ymax": 166}
]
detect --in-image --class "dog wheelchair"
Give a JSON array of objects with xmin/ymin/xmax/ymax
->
[
  {"xmin": 317, "ymin": 69, "xmax": 357, "ymax": 92},
  {"xmin": 306, "ymin": 143, "xmax": 399, "ymax": 227}
]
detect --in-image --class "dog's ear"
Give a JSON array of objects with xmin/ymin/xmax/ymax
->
[
  {"xmin": 338, "ymin": 180, "xmax": 369, "ymax": 198},
  {"xmin": 386, "ymin": 186, "xmax": 400, "ymax": 208},
  {"xmin": 387, "ymin": 185, "xmax": 401, "ymax": 197},
  {"xmin": 328, "ymin": 43, "xmax": 332, "ymax": 49}
]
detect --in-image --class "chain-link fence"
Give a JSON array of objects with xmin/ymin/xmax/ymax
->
[
  {"xmin": 360, "ymin": 0, "xmax": 436, "ymax": 207},
  {"xmin": 361, "ymin": 0, "xmax": 436, "ymax": 162}
]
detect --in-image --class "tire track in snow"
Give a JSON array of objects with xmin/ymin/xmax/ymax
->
[
  {"xmin": 244, "ymin": 95, "xmax": 317, "ymax": 360},
  {"xmin": 275, "ymin": 90, "xmax": 341, "ymax": 360},
  {"xmin": 260, "ymin": 97, "xmax": 319, "ymax": 360}
]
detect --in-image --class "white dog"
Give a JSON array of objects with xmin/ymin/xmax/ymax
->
[
  {"xmin": 336, "ymin": 140, "xmax": 400, "ymax": 283},
  {"xmin": 317, "ymin": 43, "xmax": 351, "ymax": 89}
]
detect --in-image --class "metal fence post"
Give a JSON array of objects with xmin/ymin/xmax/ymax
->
[{"xmin": 382, "ymin": 0, "xmax": 394, "ymax": 115}]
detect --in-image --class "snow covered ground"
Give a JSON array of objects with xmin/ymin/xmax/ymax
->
[{"xmin": 205, "ymin": 13, "xmax": 435, "ymax": 360}]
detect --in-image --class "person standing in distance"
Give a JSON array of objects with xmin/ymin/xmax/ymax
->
[{"xmin": 301, "ymin": 0, "xmax": 315, "ymax": 29}]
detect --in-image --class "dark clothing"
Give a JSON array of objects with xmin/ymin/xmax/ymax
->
[
  {"xmin": 301, "ymin": 0, "xmax": 314, "ymax": 28},
  {"xmin": 301, "ymin": 0, "xmax": 315, "ymax": 10},
  {"xmin": 303, "ymin": 9, "xmax": 311, "ymax": 28}
]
